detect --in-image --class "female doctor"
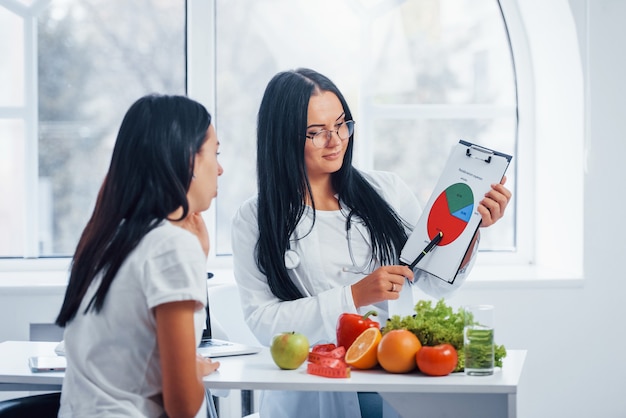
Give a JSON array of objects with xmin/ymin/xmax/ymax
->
[{"xmin": 231, "ymin": 68, "xmax": 511, "ymax": 418}]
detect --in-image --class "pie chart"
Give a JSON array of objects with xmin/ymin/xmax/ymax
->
[{"xmin": 427, "ymin": 183, "xmax": 474, "ymax": 246}]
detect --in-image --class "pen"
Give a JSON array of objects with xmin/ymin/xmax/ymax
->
[{"xmin": 408, "ymin": 231, "xmax": 444, "ymax": 270}]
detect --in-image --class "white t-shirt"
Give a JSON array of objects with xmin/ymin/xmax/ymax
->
[{"xmin": 59, "ymin": 221, "xmax": 208, "ymax": 418}]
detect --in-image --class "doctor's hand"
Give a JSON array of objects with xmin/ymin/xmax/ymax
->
[
  {"xmin": 351, "ymin": 265, "xmax": 414, "ymax": 309},
  {"xmin": 478, "ymin": 176, "xmax": 512, "ymax": 228}
]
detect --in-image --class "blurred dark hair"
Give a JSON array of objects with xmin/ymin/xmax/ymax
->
[
  {"xmin": 256, "ymin": 68, "xmax": 408, "ymax": 301},
  {"xmin": 56, "ymin": 94, "xmax": 211, "ymax": 326}
]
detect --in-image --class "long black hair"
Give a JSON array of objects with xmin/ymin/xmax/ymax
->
[
  {"xmin": 56, "ymin": 94, "xmax": 211, "ymax": 326},
  {"xmin": 256, "ymin": 68, "xmax": 409, "ymax": 301}
]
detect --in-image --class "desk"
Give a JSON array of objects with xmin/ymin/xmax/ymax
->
[
  {"xmin": 0, "ymin": 341, "xmax": 63, "ymax": 391},
  {"xmin": 0, "ymin": 341, "xmax": 526, "ymax": 418}
]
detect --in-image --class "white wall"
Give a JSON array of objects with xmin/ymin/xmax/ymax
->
[
  {"xmin": 0, "ymin": 279, "xmax": 66, "ymax": 341},
  {"xmin": 449, "ymin": 1, "xmax": 626, "ymax": 417},
  {"xmin": 1, "ymin": 1, "xmax": 625, "ymax": 417}
]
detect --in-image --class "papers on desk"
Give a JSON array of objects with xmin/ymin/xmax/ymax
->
[
  {"xmin": 55, "ymin": 340, "xmax": 66, "ymax": 356},
  {"xmin": 28, "ymin": 356, "xmax": 66, "ymax": 372}
]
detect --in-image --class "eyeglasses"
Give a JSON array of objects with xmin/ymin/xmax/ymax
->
[{"xmin": 305, "ymin": 120, "xmax": 355, "ymax": 148}]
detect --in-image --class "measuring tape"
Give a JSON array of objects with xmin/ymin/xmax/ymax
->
[{"xmin": 306, "ymin": 343, "xmax": 351, "ymax": 378}]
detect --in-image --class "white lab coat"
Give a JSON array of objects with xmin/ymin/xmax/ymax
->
[{"xmin": 231, "ymin": 170, "xmax": 476, "ymax": 418}]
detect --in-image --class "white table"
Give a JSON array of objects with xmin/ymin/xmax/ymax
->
[
  {"xmin": 0, "ymin": 341, "xmax": 527, "ymax": 417},
  {"xmin": 0, "ymin": 341, "xmax": 63, "ymax": 391}
]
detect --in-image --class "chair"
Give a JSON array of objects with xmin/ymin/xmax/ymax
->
[{"xmin": 0, "ymin": 392, "xmax": 61, "ymax": 418}]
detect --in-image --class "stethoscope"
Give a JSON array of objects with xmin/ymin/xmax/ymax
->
[
  {"xmin": 343, "ymin": 209, "xmax": 375, "ymax": 273},
  {"xmin": 283, "ymin": 207, "xmax": 375, "ymax": 274}
]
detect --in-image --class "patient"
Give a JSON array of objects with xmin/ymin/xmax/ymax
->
[{"xmin": 55, "ymin": 94, "xmax": 222, "ymax": 418}]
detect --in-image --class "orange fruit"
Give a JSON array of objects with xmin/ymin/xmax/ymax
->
[
  {"xmin": 377, "ymin": 329, "xmax": 422, "ymax": 373},
  {"xmin": 345, "ymin": 327, "xmax": 382, "ymax": 369}
]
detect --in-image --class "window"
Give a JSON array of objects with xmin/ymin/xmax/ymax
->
[
  {"xmin": 0, "ymin": 0, "xmax": 185, "ymax": 259},
  {"xmin": 0, "ymin": 0, "xmax": 583, "ymax": 284},
  {"xmin": 214, "ymin": 0, "xmax": 517, "ymax": 256}
]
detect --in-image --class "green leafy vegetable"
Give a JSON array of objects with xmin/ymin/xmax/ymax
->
[{"xmin": 382, "ymin": 299, "xmax": 506, "ymax": 372}]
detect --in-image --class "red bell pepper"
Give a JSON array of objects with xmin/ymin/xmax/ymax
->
[{"xmin": 336, "ymin": 310, "xmax": 379, "ymax": 350}]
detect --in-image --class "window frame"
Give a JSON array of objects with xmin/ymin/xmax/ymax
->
[{"xmin": 0, "ymin": 0, "xmax": 584, "ymax": 287}]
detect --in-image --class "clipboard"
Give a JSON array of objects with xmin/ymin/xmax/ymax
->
[{"xmin": 400, "ymin": 140, "xmax": 512, "ymax": 283}]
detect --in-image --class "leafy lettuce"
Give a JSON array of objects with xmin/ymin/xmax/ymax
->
[{"xmin": 382, "ymin": 299, "xmax": 506, "ymax": 372}]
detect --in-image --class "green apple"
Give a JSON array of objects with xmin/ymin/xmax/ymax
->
[{"xmin": 270, "ymin": 331, "xmax": 310, "ymax": 370}]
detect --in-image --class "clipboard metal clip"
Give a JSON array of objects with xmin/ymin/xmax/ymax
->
[{"xmin": 465, "ymin": 144, "xmax": 494, "ymax": 163}]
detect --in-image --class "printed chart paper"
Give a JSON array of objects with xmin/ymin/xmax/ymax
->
[{"xmin": 400, "ymin": 140, "xmax": 512, "ymax": 283}]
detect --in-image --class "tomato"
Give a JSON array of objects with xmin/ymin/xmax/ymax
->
[
  {"xmin": 336, "ymin": 310, "xmax": 379, "ymax": 350},
  {"xmin": 415, "ymin": 344, "xmax": 458, "ymax": 376}
]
